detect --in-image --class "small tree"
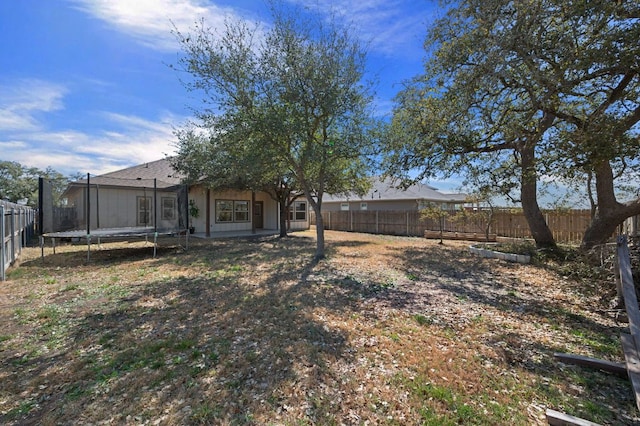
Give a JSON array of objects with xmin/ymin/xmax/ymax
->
[
  {"xmin": 450, "ymin": 186, "xmax": 497, "ymax": 242},
  {"xmin": 451, "ymin": 205, "xmax": 495, "ymax": 242},
  {"xmin": 420, "ymin": 202, "xmax": 450, "ymax": 244}
]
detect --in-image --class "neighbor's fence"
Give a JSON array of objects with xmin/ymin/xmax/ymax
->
[
  {"xmin": 1, "ymin": 200, "xmax": 36, "ymax": 281},
  {"xmin": 312, "ymin": 209, "xmax": 596, "ymax": 244}
]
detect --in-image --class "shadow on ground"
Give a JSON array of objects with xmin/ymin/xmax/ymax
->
[{"xmin": 1, "ymin": 235, "xmax": 380, "ymax": 424}]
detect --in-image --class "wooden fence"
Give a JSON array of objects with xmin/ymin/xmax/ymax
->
[
  {"xmin": 1, "ymin": 200, "xmax": 36, "ymax": 281},
  {"xmin": 312, "ymin": 209, "xmax": 594, "ymax": 244}
]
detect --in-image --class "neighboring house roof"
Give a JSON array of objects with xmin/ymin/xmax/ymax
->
[
  {"xmin": 69, "ymin": 158, "xmax": 184, "ymax": 190},
  {"xmin": 324, "ymin": 177, "xmax": 468, "ymax": 203}
]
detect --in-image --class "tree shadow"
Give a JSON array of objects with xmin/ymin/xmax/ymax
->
[
  {"xmin": 371, "ymin": 245, "xmax": 625, "ymax": 363},
  {"xmin": 4, "ymin": 234, "xmax": 632, "ymax": 424},
  {"xmin": 1, "ymin": 235, "xmax": 372, "ymax": 425}
]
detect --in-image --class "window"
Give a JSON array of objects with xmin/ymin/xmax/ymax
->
[
  {"xmin": 360, "ymin": 202, "xmax": 368, "ymax": 210},
  {"xmin": 295, "ymin": 201, "xmax": 306, "ymax": 221},
  {"xmin": 137, "ymin": 196, "xmax": 152, "ymax": 226},
  {"xmin": 288, "ymin": 201, "xmax": 307, "ymax": 221},
  {"xmin": 234, "ymin": 200, "xmax": 249, "ymax": 222},
  {"xmin": 216, "ymin": 200, "xmax": 234, "ymax": 222},
  {"xmin": 162, "ymin": 197, "xmax": 176, "ymax": 221},
  {"xmin": 216, "ymin": 200, "xmax": 250, "ymax": 223},
  {"xmin": 340, "ymin": 202, "xmax": 349, "ymax": 211}
]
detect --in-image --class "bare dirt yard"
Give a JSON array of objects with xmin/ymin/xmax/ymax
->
[{"xmin": 0, "ymin": 229, "xmax": 638, "ymax": 425}]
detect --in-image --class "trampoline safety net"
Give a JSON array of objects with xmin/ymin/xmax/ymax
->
[{"xmin": 39, "ymin": 174, "xmax": 190, "ymax": 259}]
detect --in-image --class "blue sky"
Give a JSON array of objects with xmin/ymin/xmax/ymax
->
[{"xmin": 1, "ymin": 0, "xmax": 446, "ymax": 182}]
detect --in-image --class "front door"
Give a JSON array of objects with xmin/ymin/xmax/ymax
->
[{"xmin": 253, "ymin": 201, "xmax": 264, "ymax": 229}]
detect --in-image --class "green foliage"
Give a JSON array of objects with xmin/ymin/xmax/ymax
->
[
  {"xmin": 190, "ymin": 403, "xmax": 221, "ymax": 424},
  {"xmin": 409, "ymin": 379, "xmax": 504, "ymax": 425},
  {"xmin": 383, "ymin": 0, "xmax": 640, "ymax": 249},
  {"xmin": 413, "ymin": 314, "xmax": 434, "ymax": 326},
  {"xmin": 188, "ymin": 199, "xmax": 199, "ymax": 218},
  {"xmin": 451, "ymin": 207, "xmax": 492, "ymax": 235},
  {"xmin": 485, "ymin": 242, "xmax": 537, "ymax": 257},
  {"xmin": 172, "ymin": 4, "xmax": 376, "ymax": 256},
  {"xmin": 0, "ymin": 160, "xmax": 72, "ymax": 207},
  {"xmin": 420, "ymin": 202, "xmax": 451, "ymax": 243}
]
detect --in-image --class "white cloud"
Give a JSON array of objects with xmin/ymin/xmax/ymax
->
[
  {"xmin": 11, "ymin": 114, "xmax": 181, "ymax": 175},
  {"xmin": 68, "ymin": 0, "xmax": 432, "ymax": 57},
  {"xmin": 0, "ymin": 110, "xmax": 37, "ymax": 132},
  {"xmin": 0, "ymin": 141, "xmax": 28, "ymax": 150},
  {"xmin": 0, "ymin": 79, "xmax": 67, "ymax": 131},
  {"xmin": 0, "ymin": 77, "xmax": 183, "ymax": 175},
  {"xmin": 287, "ymin": 0, "xmax": 433, "ymax": 56},
  {"xmin": 68, "ymin": 0, "xmax": 249, "ymax": 51}
]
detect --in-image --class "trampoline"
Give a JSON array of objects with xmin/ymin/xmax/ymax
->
[
  {"xmin": 40, "ymin": 227, "xmax": 189, "ymax": 261},
  {"xmin": 39, "ymin": 170, "xmax": 190, "ymax": 262}
]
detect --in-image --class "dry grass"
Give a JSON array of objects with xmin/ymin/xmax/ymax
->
[{"xmin": 0, "ymin": 229, "xmax": 637, "ymax": 425}]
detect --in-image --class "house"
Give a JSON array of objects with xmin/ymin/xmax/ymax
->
[
  {"xmin": 61, "ymin": 158, "xmax": 309, "ymax": 236},
  {"xmin": 322, "ymin": 177, "xmax": 469, "ymax": 212}
]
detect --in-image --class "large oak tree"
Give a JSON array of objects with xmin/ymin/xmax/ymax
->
[
  {"xmin": 172, "ymin": 6, "xmax": 374, "ymax": 258},
  {"xmin": 384, "ymin": 0, "xmax": 640, "ymax": 250}
]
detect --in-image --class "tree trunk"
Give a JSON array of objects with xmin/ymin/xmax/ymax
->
[
  {"xmin": 313, "ymin": 203, "xmax": 325, "ymax": 259},
  {"xmin": 279, "ymin": 198, "xmax": 288, "ymax": 238},
  {"xmin": 581, "ymin": 161, "xmax": 640, "ymax": 249},
  {"xmin": 520, "ymin": 145, "xmax": 557, "ymax": 250},
  {"xmin": 582, "ymin": 213, "xmax": 624, "ymax": 249}
]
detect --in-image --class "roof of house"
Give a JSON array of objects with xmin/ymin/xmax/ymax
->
[
  {"xmin": 324, "ymin": 177, "xmax": 468, "ymax": 203},
  {"xmin": 70, "ymin": 158, "xmax": 184, "ymax": 190}
]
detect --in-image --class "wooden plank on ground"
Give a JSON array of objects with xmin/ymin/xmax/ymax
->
[
  {"xmin": 553, "ymin": 353, "xmax": 627, "ymax": 377},
  {"xmin": 546, "ymin": 409, "xmax": 601, "ymax": 426},
  {"xmin": 618, "ymin": 235, "xmax": 640, "ymax": 341},
  {"xmin": 621, "ymin": 333, "xmax": 640, "ymax": 411}
]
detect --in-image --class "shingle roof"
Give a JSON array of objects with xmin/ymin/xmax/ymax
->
[
  {"xmin": 324, "ymin": 176, "xmax": 468, "ymax": 203},
  {"xmin": 70, "ymin": 158, "xmax": 184, "ymax": 189}
]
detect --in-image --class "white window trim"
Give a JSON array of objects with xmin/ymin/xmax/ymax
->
[
  {"xmin": 161, "ymin": 197, "xmax": 176, "ymax": 221},
  {"xmin": 215, "ymin": 200, "xmax": 234, "ymax": 223},
  {"xmin": 137, "ymin": 196, "xmax": 152, "ymax": 226},
  {"xmin": 216, "ymin": 199, "xmax": 251, "ymax": 223},
  {"xmin": 289, "ymin": 201, "xmax": 307, "ymax": 222}
]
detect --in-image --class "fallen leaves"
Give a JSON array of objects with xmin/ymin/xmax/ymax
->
[{"xmin": 0, "ymin": 230, "xmax": 636, "ymax": 424}]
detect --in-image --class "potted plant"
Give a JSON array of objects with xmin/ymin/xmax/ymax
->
[{"xmin": 189, "ymin": 199, "xmax": 199, "ymax": 234}]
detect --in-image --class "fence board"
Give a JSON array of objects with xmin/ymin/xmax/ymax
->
[
  {"xmin": 314, "ymin": 208, "xmax": 597, "ymax": 243},
  {"xmin": 1, "ymin": 201, "xmax": 35, "ymax": 281}
]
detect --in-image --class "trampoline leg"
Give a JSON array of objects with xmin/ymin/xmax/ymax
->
[
  {"xmin": 52, "ymin": 238, "xmax": 56, "ymax": 255},
  {"xmin": 153, "ymin": 232, "xmax": 158, "ymax": 258},
  {"xmin": 40, "ymin": 236, "xmax": 44, "ymax": 262},
  {"xmin": 87, "ymin": 235, "xmax": 91, "ymax": 262}
]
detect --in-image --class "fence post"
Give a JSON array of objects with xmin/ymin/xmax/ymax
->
[
  {"xmin": 18, "ymin": 208, "xmax": 23, "ymax": 256},
  {"xmin": 10, "ymin": 209, "xmax": 16, "ymax": 266},
  {"xmin": 1, "ymin": 205, "xmax": 5, "ymax": 281},
  {"xmin": 376, "ymin": 211, "xmax": 379, "ymax": 234},
  {"xmin": 406, "ymin": 211, "xmax": 409, "ymax": 236}
]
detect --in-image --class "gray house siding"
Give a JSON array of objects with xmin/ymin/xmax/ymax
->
[
  {"xmin": 323, "ymin": 199, "xmax": 421, "ymax": 212},
  {"xmin": 322, "ymin": 177, "xmax": 468, "ymax": 213},
  {"xmin": 64, "ymin": 185, "xmax": 180, "ymax": 231},
  {"xmin": 61, "ymin": 159, "xmax": 310, "ymax": 235}
]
